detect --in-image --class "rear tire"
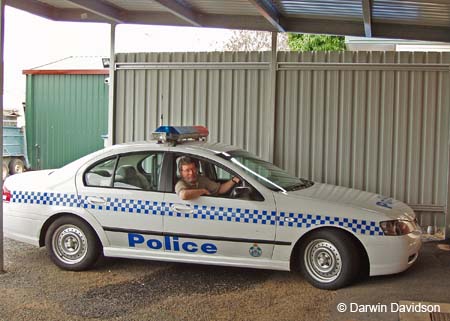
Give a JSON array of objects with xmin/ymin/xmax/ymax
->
[
  {"xmin": 298, "ymin": 229, "xmax": 360, "ymax": 290},
  {"xmin": 45, "ymin": 216, "xmax": 101, "ymax": 271},
  {"xmin": 9, "ymin": 158, "xmax": 24, "ymax": 175}
]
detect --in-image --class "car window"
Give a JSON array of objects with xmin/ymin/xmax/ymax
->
[
  {"xmin": 114, "ymin": 152, "xmax": 163, "ymax": 191},
  {"xmin": 213, "ymin": 164, "xmax": 232, "ymax": 180},
  {"xmin": 218, "ymin": 150, "xmax": 314, "ymax": 192},
  {"xmin": 84, "ymin": 158, "xmax": 116, "ymax": 187},
  {"xmin": 174, "ymin": 154, "xmax": 263, "ymax": 201}
]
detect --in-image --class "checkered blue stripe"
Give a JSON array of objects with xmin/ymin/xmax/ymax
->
[
  {"xmin": 81, "ymin": 197, "xmax": 171, "ymax": 216},
  {"xmin": 12, "ymin": 191, "xmax": 80, "ymax": 207},
  {"xmin": 279, "ymin": 212, "xmax": 383, "ymax": 236},
  {"xmin": 167, "ymin": 205, "xmax": 278, "ymax": 225},
  {"xmin": 10, "ymin": 191, "xmax": 383, "ymax": 236}
]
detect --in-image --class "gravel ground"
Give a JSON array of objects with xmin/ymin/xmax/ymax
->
[{"xmin": 0, "ymin": 238, "xmax": 334, "ymax": 321}]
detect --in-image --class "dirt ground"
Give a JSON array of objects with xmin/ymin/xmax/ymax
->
[
  {"xmin": 2, "ymin": 237, "xmax": 450, "ymax": 321},
  {"xmin": 0, "ymin": 238, "xmax": 333, "ymax": 321}
]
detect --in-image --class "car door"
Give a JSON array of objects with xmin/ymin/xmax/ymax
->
[
  {"xmin": 163, "ymin": 152, "xmax": 278, "ymax": 263},
  {"xmin": 75, "ymin": 150, "xmax": 167, "ymax": 253}
]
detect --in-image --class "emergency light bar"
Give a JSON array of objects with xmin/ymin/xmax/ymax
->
[{"xmin": 152, "ymin": 126, "xmax": 209, "ymax": 144}]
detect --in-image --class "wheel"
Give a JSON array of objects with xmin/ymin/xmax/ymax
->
[
  {"xmin": 298, "ymin": 229, "xmax": 360, "ymax": 290},
  {"xmin": 9, "ymin": 158, "xmax": 24, "ymax": 175},
  {"xmin": 45, "ymin": 216, "xmax": 101, "ymax": 271},
  {"xmin": 2, "ymin": 163, "xmax": 8, "ymax": 180}
]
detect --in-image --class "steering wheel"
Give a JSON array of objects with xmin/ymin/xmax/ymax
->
[{"xmin": 230, "ymin": 180, "xmax": 250, "ymax": 199}]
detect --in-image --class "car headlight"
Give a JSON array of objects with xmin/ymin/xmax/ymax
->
[{"xmin": 379, "ymin": 220, "xmax": 416, "ymax": 236}]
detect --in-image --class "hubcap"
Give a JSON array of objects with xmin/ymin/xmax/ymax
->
[
  {"xmin": 52, "ymin": 224, "xmax": 88, "ymax": 264},
  {"xmin": 304, "ymin": 239, "xmax": 342, "ymax": 283}
]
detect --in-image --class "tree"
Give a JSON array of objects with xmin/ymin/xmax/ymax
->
[
  {"xmin": 288, "ymin": 34, "xmax": 346, "ymax": 51},
  {"xmin": 222, "ymin": 30, "xmax": 289, "ymax": 51}
]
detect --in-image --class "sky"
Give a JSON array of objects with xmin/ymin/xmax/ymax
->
[{"xmin": 4, "ymin": 6, "xmax": 233, "ymax": 110}]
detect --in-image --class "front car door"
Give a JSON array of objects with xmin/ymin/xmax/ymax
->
[{"xmin": 163, "ymin": 151, "xmax": 282, "ymax": 270}]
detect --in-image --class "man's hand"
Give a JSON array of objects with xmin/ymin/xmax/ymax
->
[{"xmin": 218, "ymin": 177, "xmax": 241, "ymax": 195}]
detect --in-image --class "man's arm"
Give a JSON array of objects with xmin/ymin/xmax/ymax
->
[
  {"xmin": 179, "ymin": 188, "xmax": 210, "ymax": 200},
  {"xmin": 218, "ymin": 177, "xmax": 240, "ymax": 195}
]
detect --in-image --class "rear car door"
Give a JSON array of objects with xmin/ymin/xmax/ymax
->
[
  {"xmin": 163, "ymin": 152, "xmax": 278, "ymax": 264},
  {"xmin": 76, "ymin": 150, "xmax": 167, "ymax": 254}
]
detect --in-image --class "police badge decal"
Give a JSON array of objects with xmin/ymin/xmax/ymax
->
[{"xmin": 249, "ymin": 244, "xmax": 262, "ymax": 257}]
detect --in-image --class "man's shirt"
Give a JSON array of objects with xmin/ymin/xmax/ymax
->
[{"xmin": 175, "ymin": 175, "xmax": 220, "ymax": 196}]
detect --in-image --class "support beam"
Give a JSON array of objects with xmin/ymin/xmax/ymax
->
[
  {"xmin": 362, "ymin": 0, "xmax": 372, "ymax": 38},
  {"xmin": 152, "ymin": 0, "xmax": 201, "ymax": 27},
  {"xmin": 106, "ymin": 23, "xmax": 116, "ymax": 147},
  {"xmin": 248, "ymin": 0, "xmax": 285, "ymax": 32},
  {"xmin": 66, "ymin": 0, "xmax": 124, "ymax": 24},
  {"xmin": 268, "ymin": 32, "xmax": 277, "ymax": 163},
  {"xmin": 0, "ymin": 0, "xmax": 4, "ymax": 273}
]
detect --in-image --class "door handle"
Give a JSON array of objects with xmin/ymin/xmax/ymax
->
[
  {"xmin": 86, "ymin": 196, "xmax": 106, "ymax": 205},
  {"xmin": 170, "ymin": 204, "xmax": 194, "ymax": 214}
]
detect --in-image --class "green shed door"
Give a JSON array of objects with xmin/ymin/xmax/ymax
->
[{"xmin": 25, "ymin": 74, "xmax": 108, "ymax": 169}]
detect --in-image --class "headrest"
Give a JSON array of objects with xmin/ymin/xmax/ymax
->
[{"xmin": 117, "ymin": 165, "xmax": 137, "ymax": 177}]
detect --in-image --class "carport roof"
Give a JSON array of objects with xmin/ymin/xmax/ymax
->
[{"xmin": 6, "ymin": 0, "xmax": 450, "ymax": 43}]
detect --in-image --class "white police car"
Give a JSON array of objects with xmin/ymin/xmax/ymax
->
[{"xmin": 3, "ymin": 126, "xmax": 421, "ymax": 290}]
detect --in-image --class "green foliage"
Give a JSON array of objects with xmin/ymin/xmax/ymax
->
[{"xmin": 288, "ymin": 34, "xmax": 346, "ymax": 51}]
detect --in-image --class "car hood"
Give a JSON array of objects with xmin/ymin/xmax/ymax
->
[{"xmin": 285, "ymin": 182, "xmax": 415, "ymax": 221}]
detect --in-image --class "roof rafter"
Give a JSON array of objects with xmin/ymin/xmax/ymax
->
[
  {"xmin": 362, "ymin": 0, "xmax": 372, "ymax": 37},
  {"xmin": 5, "ymin": 0, "xmax": 57, "ymax": 20},
  {"xmin": 152, "ymin": 0, "xmax": 202, "ymax": 27},
  {"xmin": 247, "ymin": 0, "xmax": 285, "ymax": 32},
  {"xmin": 65, "ymin": 0, "xmax": 124, "ymax": 24}
]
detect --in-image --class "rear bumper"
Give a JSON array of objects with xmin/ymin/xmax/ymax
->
[
  {"xmin": 363, "ymin": 231, "xmax": 422, "ymax": 276},
  {"xmin": 3, "ymin": 208, "xmax": 42, "ymax": 247}
]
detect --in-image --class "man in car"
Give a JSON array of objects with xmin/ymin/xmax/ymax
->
[{"xmin": 175, "ymin": 156, "xmax": 240, "ymax": 200}]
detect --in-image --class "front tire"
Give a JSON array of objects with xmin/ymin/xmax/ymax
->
[
  {"xmin": 298, "ymin": 229, "xmax": 360, "ymax": 290},
  {"xmin": 45, "ymin": 216, "xmax": 101, "ymax": 271}
]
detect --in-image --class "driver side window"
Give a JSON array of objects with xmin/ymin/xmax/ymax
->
[{"xmin": 210, "ymin": 163, "xmax": 264, "ymax": 201}]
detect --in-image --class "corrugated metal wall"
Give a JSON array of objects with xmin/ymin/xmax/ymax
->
[
  {"xmin": 26, "ymin": 74, "xmax": 108, "ymax": 169},
  {"xmin": 274, "ymin": 51, "xmax": 450, "ymax": 228},
  {"xmin": 114, "ymin": 52, "xmax": 273, "ymax": 160},
  {"xmin": 114, "ymin": 51, "xmax": 450, "ymax": 230}
]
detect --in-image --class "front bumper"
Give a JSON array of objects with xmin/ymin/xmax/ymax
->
[{"xmin": 363, "ymin": 230, "xmax": 422, "ymax": 276}]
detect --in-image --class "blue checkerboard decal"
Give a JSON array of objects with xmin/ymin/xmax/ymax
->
[
  {"xmin": 10, "ymin": 191, "xmax": 383, "ymax": 236},
  {"xmin": 278, "ymin": 212, "xmax": 383, "ymax": 235},
  {"xmin": 11, "ymin": 191, "xmax": 80, "ymax": 207}
]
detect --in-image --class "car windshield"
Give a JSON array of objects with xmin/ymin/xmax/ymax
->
[{"xmin": 218, "ymin": 150, "xmax": 313, "ymax": 192}]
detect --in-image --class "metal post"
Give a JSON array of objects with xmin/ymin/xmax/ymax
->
[
  {"xmin": 268, "ymin": 31, "xmax": 277, "ymax": 162},
  {"xmin": 0, "ymin": 0, "xmax": 5, "ymax": 272},
  {"xmin": 106, "ymin": 23, "xmax": 116, "ymax": 147},
  {"xmin": 446, "ymin": 142, "xmax": 450, "ymax": 239}
]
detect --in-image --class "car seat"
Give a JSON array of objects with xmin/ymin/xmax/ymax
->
[{"xmin": 116, "ymin": 165, "xmax": 150, "ymax": 190}]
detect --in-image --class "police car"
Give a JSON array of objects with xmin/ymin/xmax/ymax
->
[{"xmin": 3, "ymin": 126, "xmax": 421, "ymax": 290}]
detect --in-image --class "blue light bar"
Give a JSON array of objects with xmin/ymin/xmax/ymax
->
[{"xmin": 152, "ymin": 125, "xmax": 209, "ymax": 143}]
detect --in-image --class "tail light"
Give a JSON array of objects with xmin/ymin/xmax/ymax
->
[{"xmin": 3, "ymin": 186, "xmax": 11, "ymax": 203}]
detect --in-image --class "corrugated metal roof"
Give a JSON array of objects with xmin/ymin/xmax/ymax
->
[
  {"xmin": 5, "ymin": 0, "xmax": 450, "ymax": 42},
  {"xmin": 22, "ymin": 56, "xmax": 109, "ymax": 75}
]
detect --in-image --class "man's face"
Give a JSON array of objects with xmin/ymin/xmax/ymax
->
[{"xmin": 180, "ymin": 162, "xmax": 198, "ymax": 184}]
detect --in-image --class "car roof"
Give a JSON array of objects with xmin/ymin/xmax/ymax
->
[{"xmin": 112, "ymin": 140, "xmax": 241, "ymax": 155}]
